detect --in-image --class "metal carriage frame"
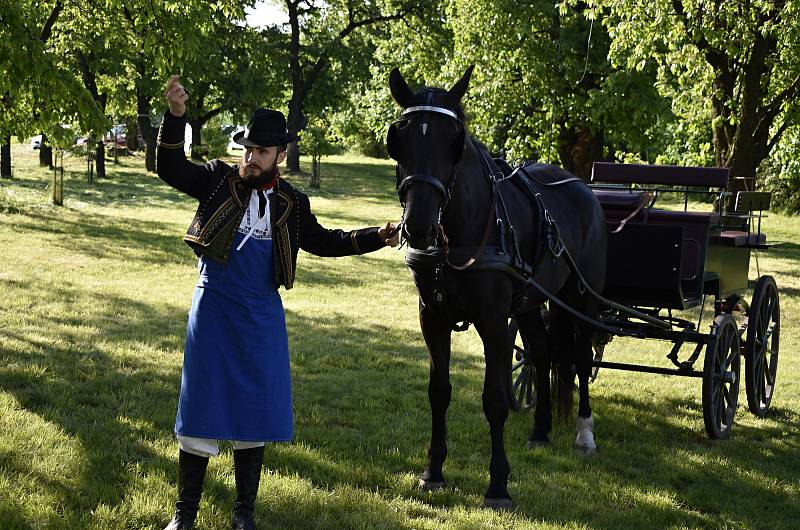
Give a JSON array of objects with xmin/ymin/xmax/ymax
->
[{"xmin": 510, "ymin": 162, "xmax": 780, "ymax": 439}]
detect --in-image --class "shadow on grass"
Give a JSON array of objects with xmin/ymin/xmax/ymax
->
[
  {"xmin": 3, "ymin": 155, "xmax": 799, "ymax": 528},
  {"xmin": 15, "ymin": 208, "xmax": 193, "ymax": 266},
  {"xmin": 3, "ymin": 270, "xmax": 798, "ymax": 528},
  {"xmin": 0, "ymin": 279, "xmax": 231, "ymax": 528},
  {"xmin": 0, "ymin": 161, "xmax": 192, "ymax": 211}
]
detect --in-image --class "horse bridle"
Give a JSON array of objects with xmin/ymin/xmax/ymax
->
[
  {"xmin": 391, "ymin": 103, "xmax": 512, "ymax": 270},
  {"xmin": 393, "ymin": 104, "xmax": 466, "ymax": 212}
]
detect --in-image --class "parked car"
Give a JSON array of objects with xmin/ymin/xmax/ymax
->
[
  {"xmin": 105, "ymin": 125, "xmax": 127, "ymax": 147},
  {"xmin": 31, "ymin": 135, "xmax": 42, "ymax": 150}
]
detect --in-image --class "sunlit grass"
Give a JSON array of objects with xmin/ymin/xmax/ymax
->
[{"xmin": 1, "ymin": 143, "xmax": 798, "ymax": 529}]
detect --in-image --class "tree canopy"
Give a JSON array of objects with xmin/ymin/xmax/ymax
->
[
  {"xmin": 2, "ymin": 0, "xmax": 799, "ymax": 208},
  {"xmin": 597, "ymin": 0, "xmax": 800, "ymax": 187}
]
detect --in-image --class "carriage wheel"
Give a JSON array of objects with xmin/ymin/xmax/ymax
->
[
  {"xmin": 509, "ymin": 318, "xmax": 535, "ymax": 412},
  {"xmin": 702, "ymin": 314, "xmax": 741, "ymax": 439},
  {"xmin": 745, "ymin": 276, "xmax": 780, "ymax": 417}
]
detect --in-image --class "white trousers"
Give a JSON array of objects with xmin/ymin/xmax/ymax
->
[{"xmin": 178, "ymin": 435, "xmax": 265, "ymax": 458}]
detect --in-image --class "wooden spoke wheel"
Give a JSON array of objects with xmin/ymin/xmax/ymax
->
[
  {"xmin": 702, "ymin": 314, "xmax": 741, "ymax": 439},
  {"xmin": 745, "ymin": 275, "xmax": 780, "ymax": 417},
  {"xmin": 509, "ymin": 318, "xmax": 535, "ymax": 412}
]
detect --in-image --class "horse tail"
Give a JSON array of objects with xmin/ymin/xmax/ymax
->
[{"xmin": 548, "ymin": 304, "xmax": 576, "ymax": 421}]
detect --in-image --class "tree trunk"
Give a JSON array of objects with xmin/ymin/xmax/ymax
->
[
  {"xmin": 188, "ymin": 118, "xmax": 205, "ymax": 161},
  {"xmin": 286, "ymin": 0, "xmax": 304, "ymax": 174},
  {"xmin": 286, "ymin": 140, "xmax": 300, "ymax": 172},
  {"xmin": 1, "ymin": 136, "xmax": 10, "ymax": 178},
  {"xmin": 708, "ymin": 30, "xmax": 776, "ymax": 208},
  {"xmin": 141, "ymin": 118, "xmax": 157, "ymax": 172},
  {"xmin": 126, "ymin": 116, "xmax": 140, "ymax": 151},
  {"xmin": 95, "ymin": 141, "xmax": 105, "ymax": 178},
  {"xmin": 39, "ymin": 133, "xmax": 53, "ymax": 168},
  {"xmin": 286, "ymin": 97, "xmax": 305, "ymax": 172},
  {"xmin": 558, "ymin": 127, "xmax": 603, "ymax": 182},
  {"xmin": 137, "ymin": 98, "xmax": 158, "ymax": 173}
]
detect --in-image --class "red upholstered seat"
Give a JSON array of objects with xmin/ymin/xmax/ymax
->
[
  {"xmin": 592, "ymin": 190, "xmax": 651, "ymax": 211},
  {"xmin": 715, "ymin": 231, "xmax": 767, "ymax": 247},
  {"xmin": 644, "ymin": 209, "xmax": 719, "ymax": 225}
]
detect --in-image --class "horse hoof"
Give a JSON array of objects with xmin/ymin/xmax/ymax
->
[
  {"xmin": 483, "ymin": 497, "xmax": 513, "ymax": 511},
  {"xmin": 418, "ymin": 478, "xmax": 445, "ymax": 491},
  {"xmin": 527, "ymin": 438, "xmax": 550, "ymax": 449},
  {"xmin": 575, "ymin": 444, "xmax": 597, "ymax": 456}
]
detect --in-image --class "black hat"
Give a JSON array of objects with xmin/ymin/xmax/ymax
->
[{"xmin": 233, "ymin": 108, "xmax": 296, "ymax": 148}]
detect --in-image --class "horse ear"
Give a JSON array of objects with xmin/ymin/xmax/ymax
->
[
  {"xmin": 389, "ymin": 67, "xmax": 415, "ymax": 108},
  {"xmin": 448, "ymin": 64, "xmax": 475, "ymax": 102}
]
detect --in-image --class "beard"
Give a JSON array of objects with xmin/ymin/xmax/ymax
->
[{"xmin": 239, "ymin": 160, "xmax": 278, "ymax": 188}]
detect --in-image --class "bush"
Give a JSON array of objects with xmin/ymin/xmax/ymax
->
[
  {"xmin": 760, "ymin": 130, "xmax": 800, "ymax": 215},
  {"xmin": 762, "ymin": 166, "xmax": 800, "ymax": 214},
  {"xmin": 204, "ymin": 123, "xmax": 234, "ymax": 160}
]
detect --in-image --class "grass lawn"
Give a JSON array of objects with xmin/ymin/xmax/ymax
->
[{"xmin": 1, "ymin": 142, "xmax": 798, "ymax": 529}]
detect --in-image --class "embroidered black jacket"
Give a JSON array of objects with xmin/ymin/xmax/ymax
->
[{"xmin": 156, "ymin": 111, "xmax": 385, "ymax": 289}]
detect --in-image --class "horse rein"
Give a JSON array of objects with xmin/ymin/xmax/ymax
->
[{"xmin": 440, "ymin": 144, "xmax": 506, "ymax": 270}]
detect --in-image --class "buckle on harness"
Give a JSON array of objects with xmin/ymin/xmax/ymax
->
[{"xmin": 543, "ymin": 209, "xmax": 565, "ymax": 258}]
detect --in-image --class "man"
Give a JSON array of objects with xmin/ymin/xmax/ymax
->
[{"xmin": 157, "ymin": 75, "xmax": 398, "ymax": 530}]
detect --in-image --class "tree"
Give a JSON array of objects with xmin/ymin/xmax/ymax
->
[
  {"xmin": 1, "ymin": 0, "xmax": 248, "ymax": 181},
  {"xmin": 279, "ymin": 0, "xmax": 421, "ymax": 172},
  {"xmin": 599, "ymin": 0, "xmax": 800, "ymax": 194},
  {"xmin": 1, "ymin": 0, "xmax": 103, "ymax": 177},
  {"xmin": 445, "ymin": 0, "xmax": 671, "ymax": 178},
  {"xmin": 180, "ymin": 22, "xmax": 286, "ymax": 161},
  {"xmin": 117, "ymin": 1, "xmax": 254, "ymax": 171},
  {"xmin": 328, "ymin": 1, "xmax": 454, "ymax": 157}
]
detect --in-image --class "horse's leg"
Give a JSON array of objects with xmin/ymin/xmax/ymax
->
[
  {"xmin": 516, "ymin": 308, "xmax": 551, "ymax": 447},
  {"xmin": 474, "ymin": 311, "xmax": 513, "ymax": 509},
  {"xmin": 549, "ymin": 302, "xmax": 576, "ymax": 421},
  {"xmin": 418, "ymin": 299, "xmax": 452, "ymax": 490},
  {"xmin": 574, "ymin": 299, "xmax": 597, "ymax": 455}
]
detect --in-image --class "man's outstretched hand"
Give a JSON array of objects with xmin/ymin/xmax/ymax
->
[
  {"xmin": 164, "ymin": 74, "xmax": 188, "ymax": 117},
  {"xmin": 379, "ymin": 222, "xmax": 400, "ymax": 247}
]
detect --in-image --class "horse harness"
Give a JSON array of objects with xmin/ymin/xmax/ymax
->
[
  {"xmin": 393, "ymin": 102, "xmax": 581, "ymax": 331},
  {"xmin": 393, "ymin": 102, "xmax": 670, "ymax": 337}
]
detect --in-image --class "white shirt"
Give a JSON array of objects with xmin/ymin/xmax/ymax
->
[{"xmin": 235, "ymin": 188, "xmax": 273, "ymax": 251}]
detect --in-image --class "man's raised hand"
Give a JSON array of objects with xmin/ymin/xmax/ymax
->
[{"xmin": 164, "ymin": 75, "xmax": 188, "ymax": 117}]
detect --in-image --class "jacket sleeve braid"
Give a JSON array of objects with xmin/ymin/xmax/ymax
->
[{"xmin": 156, "ymin": 110, "xmax": 217, "ymax": 199}]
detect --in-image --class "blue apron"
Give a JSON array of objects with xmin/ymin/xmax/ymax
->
[{"xmin": 175, "ymin": 230, "xmax": 293, "ymax": 441}]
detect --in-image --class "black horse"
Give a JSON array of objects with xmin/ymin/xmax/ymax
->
[{"xmin": 387, "ymin": 66, "xmax": 607, "ymax": 508}]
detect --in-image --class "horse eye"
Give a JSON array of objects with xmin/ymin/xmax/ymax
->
[{"xmin": 396, "ymin": 119, "xmax": 411, "ymax": 130}]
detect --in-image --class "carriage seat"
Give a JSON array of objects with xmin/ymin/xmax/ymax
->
[
  {"xmin": 644, "ymin": 209, "xmax": 719, "ymax": 225},
  {"xmin": 714, "ymin": 230, "xmax": 767, "ymax": 248},
  {"xmin": 592, "ymin": 189, "xmax": 652, "ymax": 213}
]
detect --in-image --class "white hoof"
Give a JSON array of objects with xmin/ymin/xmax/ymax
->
[{"xmin": 575, "ymin": 414, "xmax": 596, "ymax": 453}]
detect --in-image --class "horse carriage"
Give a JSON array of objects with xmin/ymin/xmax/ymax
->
[
  {"xmin": 510, "ymin": 162, "xmax": 780, "ymax": 439},
  {"xmin": 385, "ymin": 65, "xmax": 781, "ymax": 508}
]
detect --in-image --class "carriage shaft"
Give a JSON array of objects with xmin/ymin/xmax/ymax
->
[{"xmin": 592, "ymin": 361, "xmax": 704, "ymax": 378}]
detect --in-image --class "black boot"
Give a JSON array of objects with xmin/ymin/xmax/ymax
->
[
  {"xmin": 164, "ymin": 449, "xmax": 209, "ymax": 530},
  {"xmin": 231, "ymin": 446, "xmax": 264, "ymax": 530}
]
